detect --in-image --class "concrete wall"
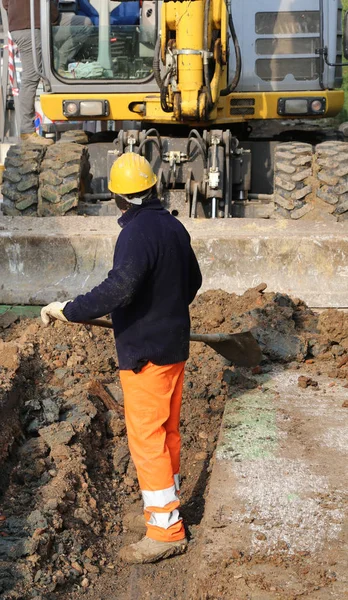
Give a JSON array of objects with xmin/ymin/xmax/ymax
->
[{"xmin": 0, "ymin": 216, "xmax": 347, "ymax": 307}]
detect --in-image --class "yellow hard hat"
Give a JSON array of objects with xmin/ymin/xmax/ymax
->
[{"xmin": 108, "ymin": 153, "xmax": 157, "ymax": 195}]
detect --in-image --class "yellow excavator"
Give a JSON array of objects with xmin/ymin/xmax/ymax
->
[{"xmin": 2, "ymin": 0, "xmax": 348, "ymax": 221}]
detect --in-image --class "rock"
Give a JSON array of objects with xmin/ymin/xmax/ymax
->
[
  {"xmin": 81, "ymin": 577, "xmax": 89, "ymax": 588},
  {"xmin": 89, "ymin": 497, "xmax": 97, "ymax": 510},
  {"xmin": 0, "ymin": 311, "xmax": 19, "ymax": 330},
  {"xmin": 0, "ymin": 340, "xmax": 19, "ymax": 370},
  {"xmin": 84, "ymin": 562, "xmax": 99, "ymax": 574},
  {"xmin": 83, "ymin": 548, "xmax": 93, "ymax": 559},
  {"xmin": 74, "ymin": 508, "xmax": 93, "ymax": 525},
  {"xmin": 194, "ymin": 451, "xmax": 208, "ymax": 461},
  {"xmin": 42, "ymin": 397, "xmax": 62, "ymax": 425},
  {"xmin": 0, "ymin": 536, "xmax": 39, "ymax": 559},
  {"xmin": 27, "ymin": 510, "xmax": 48, "ymax": 533},
  {"xmin": 54, "ymin": 368, "xmax": 70, "ymax": 380},
  {"xmin": 298, "ymin": 375, "xmax": 318, "ymax": 389},
  {"xmin": 337, "ymin": 355, "xmax": 348, "ymax": 368},
  {"xmin": 112, "ymin": 442, "xmax": 130, "ymax": 475},
  {"xmin": 71, "ymin": 561, "xmax": 83, "ymax": 574},
  {"xmin": 332, "ymin": 345, "xmax": 345, "ymax": 358},
  {"xmin": 39, "ymin": 421, "xmax": 75, "ymax": 448},
  {"xmin": 105, "ymin": 411, "xmax": 126, "ymax": 437},
  {"xmin": 19, "ymin": 438, "xmax": 49, "ymax": 461},
  {"xmin": 54, "ymin": 570, "xmax": 65, "ymax": 585}
]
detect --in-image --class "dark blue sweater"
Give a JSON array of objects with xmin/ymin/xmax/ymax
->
[{"xmin": 63, "ymin": 199, "xmax": 202, "ymax": 370}]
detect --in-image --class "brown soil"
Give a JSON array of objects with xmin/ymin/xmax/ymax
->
[{"xmin": 0, "ymin": 284, "xmax": 347, "ymax": 599}]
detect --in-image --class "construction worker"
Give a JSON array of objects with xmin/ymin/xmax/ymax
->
[{"xmin": 41, "ymin": 153, "xmax": 202, "ymax": 564}]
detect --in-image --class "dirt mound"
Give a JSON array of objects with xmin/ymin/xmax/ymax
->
[{"xmin": 191, "ymin": 285, "xmax": 348, "ymax": 370}]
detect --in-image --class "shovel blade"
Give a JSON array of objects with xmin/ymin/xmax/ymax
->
[{"xmin": 199, "ymin": 332, "xmax": 262, "ymax": 367}]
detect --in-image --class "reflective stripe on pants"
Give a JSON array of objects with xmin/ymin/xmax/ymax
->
[{"xmin": 120, "ymin": 361, "xmax": 186, "ymax": 542}]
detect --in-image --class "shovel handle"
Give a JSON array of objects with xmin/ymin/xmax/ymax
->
[
  {"xmin": 82, "ymin": 318, "xmax": 113, "ymax": 329},
  {"xmin": 81, "ymin": 320, "xmax": 241, "ymax": 344}
]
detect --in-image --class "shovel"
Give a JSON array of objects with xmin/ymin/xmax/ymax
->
[{"xmin": 79, "ymin": 318, "xmax": 262, "ymax": 368}]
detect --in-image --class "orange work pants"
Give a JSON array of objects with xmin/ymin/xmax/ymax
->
[{"xmin": 120, "ymin": 361, "xmax": 186, "ymax": 542}]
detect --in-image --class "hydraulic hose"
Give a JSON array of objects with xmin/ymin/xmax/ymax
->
[
  {"xmin": 220, "ymin": 2, "xmax": 241, "ymax": 96},
  {"xmin": 187, "ymin": 138, "xmax": 207, "ymax": 168},
  {"xmin": 138, "ymin": 137, "xmax": 162, "ymax": 157},
  {"xmin": 153, "ymin": 36, "xmax": 162, "ymax": 89},
  {"xmin": 140, "ymin": 128, "xmax": 163, "ymax": 154},
  {"xmin": 160, "ymin": 69, "xmax": 173, "ymax": 113},
  {"xmin": 188, "ymin": 130, "xmax": 207, "ymax": 156}
]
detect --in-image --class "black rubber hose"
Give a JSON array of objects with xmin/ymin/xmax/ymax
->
[
  {"xmin": 220, "ymin": 5, "xmax": 242, "ymax": 96},
  {"xmin": 141, "ymin": 128, "xmax": 163, "ymax": 154},
  {"xmin": 187, "ymin": 138, "xmax": 207, "ymax": 168},
  {"xmin": 153, "ymin": 36, "xmax": 162, "ymax": 89},
  {"xmin": 188, "ymin": 129, "xmax": 207, "ymax": 156},
  {"xmin": 138, "ymin": 137, "xmax": 162, "ymax": 157},
  {"xmin": 160, "ymin": 70, "xmax": 173, "ymax": 113}
]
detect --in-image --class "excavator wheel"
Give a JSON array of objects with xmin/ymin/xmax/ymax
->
[
  {"xmin": 59, "ymin": 130, "xmax": 89, "ymax": 144},
  {"xmin": 315, "ymin": 141, "xmax": 348, "ymax": 221},
  {"xmin": 2, "ymin": 144, "xmax": 46, "ymax": 216},
  {"xmin": 38, "ymin": 142, "xmax": 91, "ymax": 216},
  {"xmin": 273, "ymin": 142, "xmax": 313, "ymax": 219}
]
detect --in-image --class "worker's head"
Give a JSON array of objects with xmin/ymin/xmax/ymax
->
[{"xmin": 108, "ymin": 153, "xmax": 157, "ymax": 210}]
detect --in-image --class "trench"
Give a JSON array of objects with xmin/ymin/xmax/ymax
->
[{"xmin": 0, "ymin": 318, "xmax": 226, "ymax": 600}]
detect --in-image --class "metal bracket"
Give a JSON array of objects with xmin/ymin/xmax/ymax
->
[{"xmin": 163, "ymin": 151, "xmax": 188, "ymax": 165}]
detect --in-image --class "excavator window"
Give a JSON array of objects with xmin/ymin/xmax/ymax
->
[{"xmin": 51, "ymin": 0, "xmax": 156, "ymax": 81}]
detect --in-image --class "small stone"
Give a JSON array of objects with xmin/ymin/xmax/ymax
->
[
  {"xmin": 124, "ymin": 477, "xmax": 135, "ymax": 487},
  {"xmin": 81, "ymin": 577, "xmax": 89, "ymax": 588},
  {"xmin": 71, "ymin": 561, "xmax": 83, "ymax": 574},
  {"xmin": 74, "ymin": 508, "xmax": 93, "ymax": 525},
  {"xmin": 44, "ymin": 499, "xmax": 58, "ymax": 514},
  {"xmin": 84, "ymin": 562, "xmax": 99, "ymax": 574},
  {"xmin": 84, "ymin": 548, "xmax": 94, "ymax": 559},
  {"xmin": 194, "ymin": 452, "xmax": 208, "ymax": 461},
  {"xmin": 54, "ymin": 570, "xmax": 65, "ymax": 585},
  {"xmin": 65, "ymin": 491, "xmax": 76, "ymax": 501},
  {"xmin": 89, "ymin": 497, "xmax": 97, "ymax": 510},
  {"xmin": 105, "ymin": 411, "xmax": 126, "ymax": 437},
  {"xmin": 298, "ymin": 376, "xmax": 318, "ymax": 389},
  {"xmin": 337, "ymin": 355, "xmax": 348, "ymax": 368}
]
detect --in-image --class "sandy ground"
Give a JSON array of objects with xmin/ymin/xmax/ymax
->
[{"xmin": 190, "ymin": 368, "xmax": 348, "ymax": 599}]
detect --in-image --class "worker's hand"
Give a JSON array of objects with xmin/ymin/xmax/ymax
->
[{"xmin": 41, "ymin": 301, "xmax": 71, "ymax": 327}]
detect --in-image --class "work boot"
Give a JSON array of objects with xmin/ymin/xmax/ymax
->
[
  {"xmin": 118, "ymin": 536, "xmax": 188, "ymax": 564},
  {"xmin": 123, "ymin": 511, "xmax": 146, "ymax": 534},
  {"xmin": 20, "ymin": 132, "xmax": 54, "ymax": 146}
]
